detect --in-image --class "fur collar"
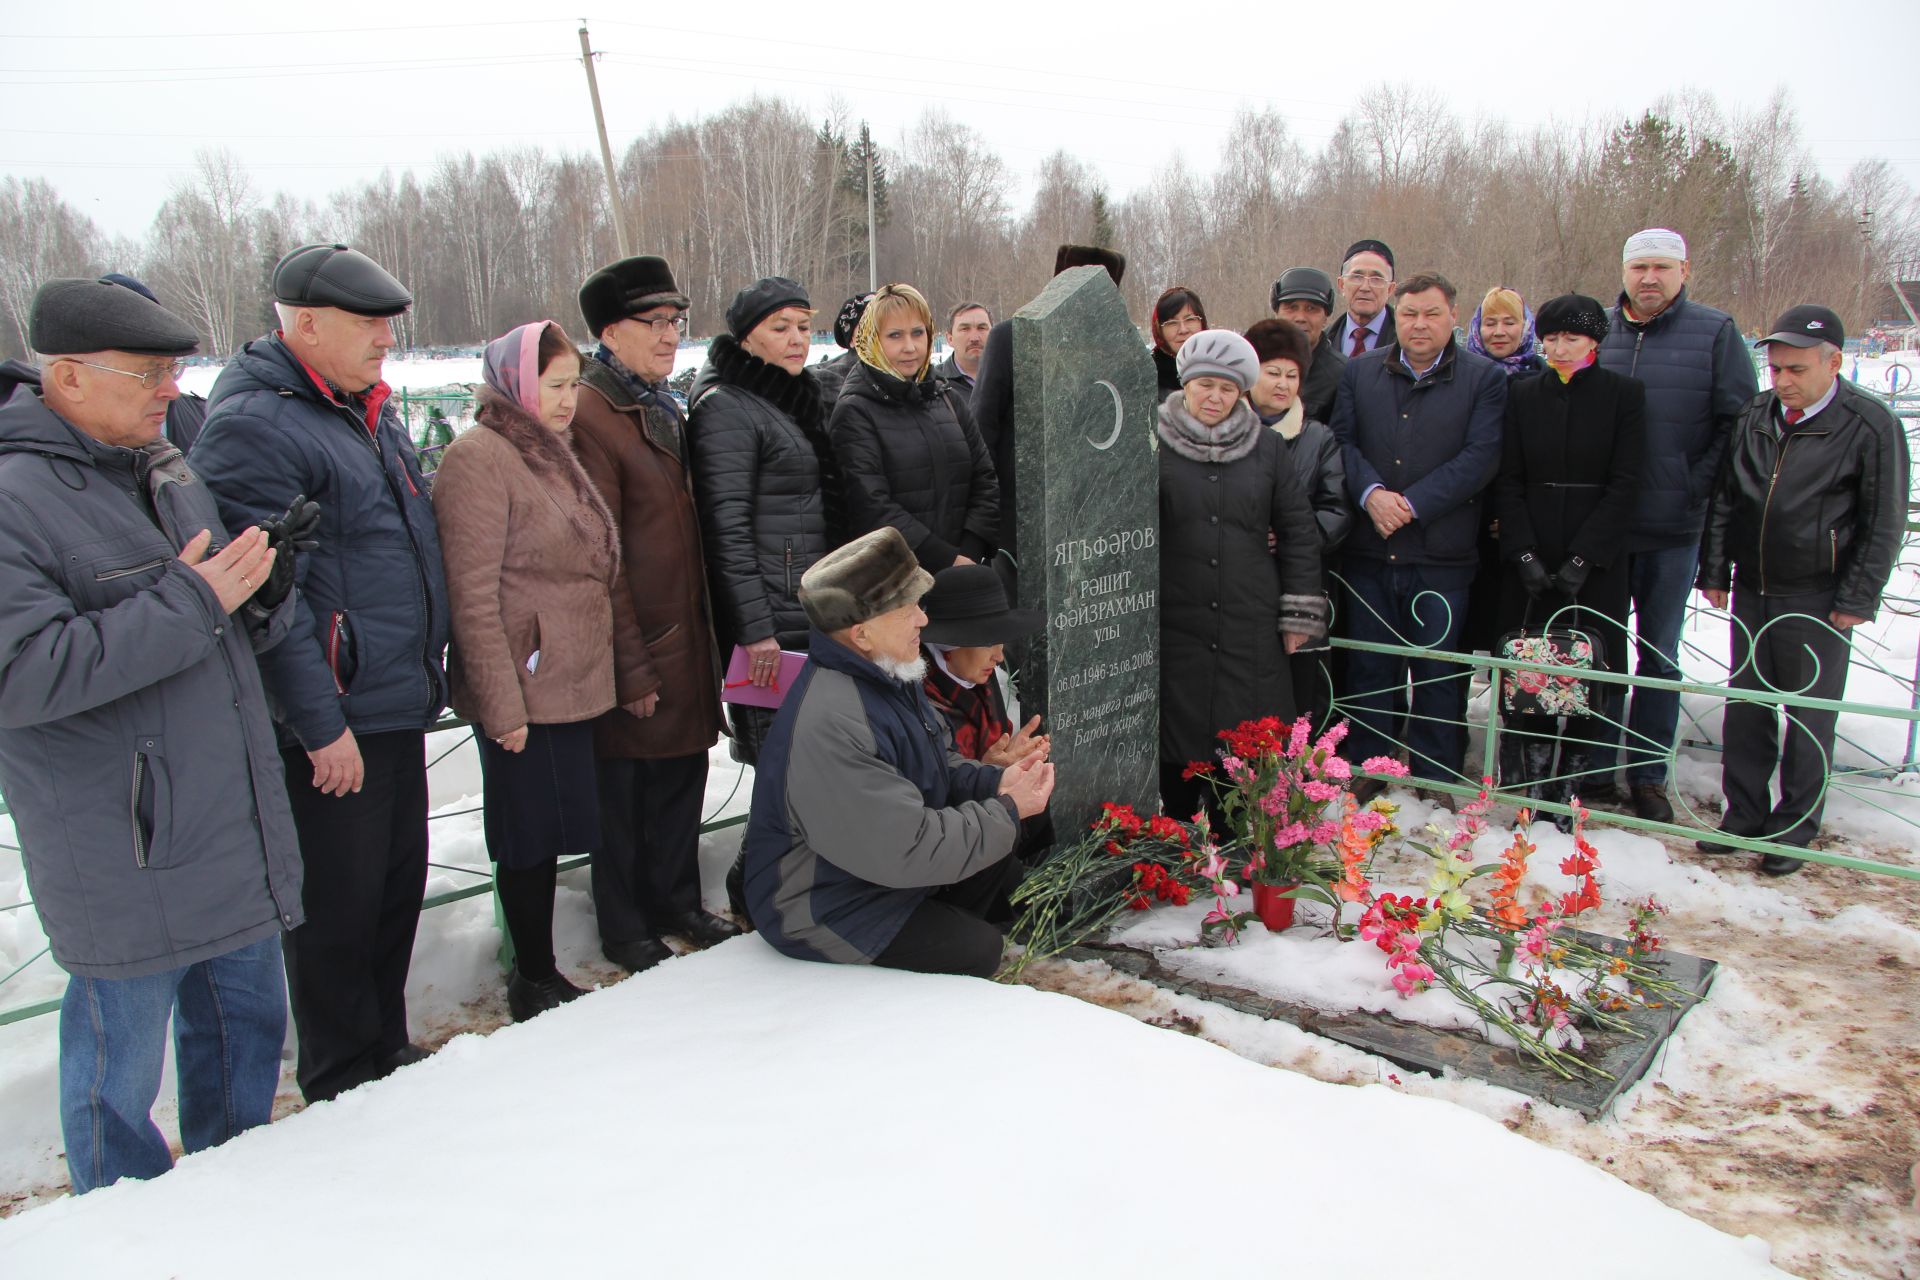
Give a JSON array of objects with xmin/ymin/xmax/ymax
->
[
  {"xmin": 704, "ymin": 334, "xmax": 823, "ymax": 430},
  {"xmin": 1263, "ymin": 399, "xmax": 1305, "ymax": 440},
  {"xmin": 1155, "ymin": 392, "xmax": 1263, "ymax": 464},
  {"xmin": 473, "ymin": 386, "xmax": 620, "ymax": 575}
]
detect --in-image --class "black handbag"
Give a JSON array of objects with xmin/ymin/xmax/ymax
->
[{"xmin": 1496, "ymin": 601, "xmax": 1606, "ymax": 718}]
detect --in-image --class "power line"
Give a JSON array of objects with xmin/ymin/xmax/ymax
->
[{"xmin": 6, "ymin": 19, "xmax": 563, "ymax": 39}]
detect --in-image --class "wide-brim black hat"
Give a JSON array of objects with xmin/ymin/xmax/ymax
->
[{"xmin": 919, "ymin": 564, "xmax": 1044, "ymax": 646}]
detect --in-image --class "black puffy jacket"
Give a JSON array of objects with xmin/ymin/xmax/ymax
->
[
  {"xmin": 1698, "ymin": 380, "xmax": 1909, "ymax": 618},
  {"xmin": 688, "ymin": 336, "xmax": 844, "ymax": 653},
  {"xmin": 1597, "ymin": 289, "xmax": 1757, "ymax": 550},
  {"xmin": 831, "ymin": 358, "xmax": 1000, "ymax": 573}
]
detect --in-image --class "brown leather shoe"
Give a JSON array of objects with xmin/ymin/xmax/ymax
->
[{"xmin": 1631, "ymin": 783, "xmax": 1674, "ymax": 824}]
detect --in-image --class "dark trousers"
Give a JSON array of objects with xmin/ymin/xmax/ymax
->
[
  {"xmin": 874, "ymin": 856, "xmax": 1023, "ymax": 979},
  {"xmin": 1159, "ymin": 760, "xmax": 1226, "ymax": 831},
  {"xmin": 1723, "ymin": 586, "xmax": 1851, "ymax": 846},
  {"xmin": 280, "ymin": 729, "xmax": 428, "ymax": 1103},
  {"xmin": 592, "ymin": 753, "xmax": 709, "ymax": 944},
  {"xmin": 1289, "ymin": 647, "xmax": 1334, "ymax": 733},
  {"xmin": 1341, "ymin": 561, "xmax": 1471, "ymax": 784}
]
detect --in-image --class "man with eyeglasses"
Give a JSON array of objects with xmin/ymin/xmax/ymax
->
[
  {"xmin": 571, "ymin": 254, "xmax": 736, "ymax": 974},
  {"xmin": 0, "ymin": 278, "xmax": 303, "ymax": 1191},
  {"xmin": 192, "ymin": 243, "xmax": 450, "ymax": 1104},
  {"xmin": 1329, "ymin": 240, "xmax": 1398, "ymax": 358}
]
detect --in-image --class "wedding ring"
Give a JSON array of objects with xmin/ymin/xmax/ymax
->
[{"xmin": 241, "ymin": 575, "xmax": 252, "ymax": 590}]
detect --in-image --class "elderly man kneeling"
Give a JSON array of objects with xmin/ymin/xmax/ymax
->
[{"xmin": 742, "ymin": 527, "xmax": 1054, "ymax": 977}]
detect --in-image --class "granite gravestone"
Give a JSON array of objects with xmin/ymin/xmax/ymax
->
[{"xmin": 1009, "ymin": 265, "xmax": 1160, "ymax": 836}]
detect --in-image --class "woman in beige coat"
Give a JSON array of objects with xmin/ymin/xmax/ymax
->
[{"xmin": 433, "ymin": 320, "xmax": 650, "ymax": 1020}]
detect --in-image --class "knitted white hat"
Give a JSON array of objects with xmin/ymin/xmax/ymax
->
[{"xmin": 1622, "ymin": 227, "xmax": 1688, "ymax": 263}]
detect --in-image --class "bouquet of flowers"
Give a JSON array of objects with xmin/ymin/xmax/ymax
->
[
  {"xmin": 1185, "ymin": 717, "xmax": 1408, "ymax": 934},
  {"xmin": 998, "ymin": 803, "xmax": 1214, "ymax": 981}
]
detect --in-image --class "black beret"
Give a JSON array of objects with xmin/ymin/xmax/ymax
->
[
  {"xmin": 726, "ymin": 276, "xmax": 811, "ymax": 341},
  {"xmin": 1342, "ymin": 239, "xmax": 1395, "ymax": 273},
  {"xmin": 272, "ymin": 243, "xmax": 411, "ymax": 317},
  {"xmin": 29, "ymin": 278, "xmax": 199, "ymax": 357},
  {"xmin": 579, "ymin": 255, "xmax": 690, "ymax": 337},
  {"xmin": 1533, "ymin": 293, "xmax": 1610, "ymax": 344}
]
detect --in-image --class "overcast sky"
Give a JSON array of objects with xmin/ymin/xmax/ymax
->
[{"xmin": 7, "ymin": 0, "xmax": 1917, "ymax": 243}]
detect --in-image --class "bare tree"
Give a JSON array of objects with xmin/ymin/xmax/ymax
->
[
  {"xmin": 0, "ymin": 177, "xmax": 103, "ymax": 360},
  {"xmin": 147, "ymin": 149, "xmax": 260, "ymax": 354}
]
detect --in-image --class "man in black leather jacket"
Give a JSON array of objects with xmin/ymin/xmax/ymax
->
[{"xmin": 1695, "ymin": 305, "xmax": 1909, "ymax": 874}]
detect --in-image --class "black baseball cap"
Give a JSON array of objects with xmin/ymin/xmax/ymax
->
[{"xmin": 1756, "ymin": 304, "xmax": 1844, "ymax": 350}]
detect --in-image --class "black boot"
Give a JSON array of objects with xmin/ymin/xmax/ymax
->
[
  {"xmin": 1498, "ymin": 735, "xmax": 1526, "ymax": 795},
  {"xmin": 725, "ymin": 850, "xmax": 751, "ymax": 928},
  {"xmin": 1545, "ymin": 745, "xmax": 1584, "ymax": 832},
  {"xmin": 506, "ymin": 966, "xmax": 589, "ymax": 1023},
  {"xmin": 1522, "ymin": 742, "xmax": 1558, "ymax": 812}
]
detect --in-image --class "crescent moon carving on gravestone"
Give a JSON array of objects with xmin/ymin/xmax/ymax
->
[{"xmin": 1087, "ymin": 379, "xmax": 1124, "ymax": 450}]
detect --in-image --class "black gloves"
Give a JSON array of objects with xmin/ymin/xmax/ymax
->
[
  {"xmin": 1516, "ymin": 550, "xmax": 1553, "ymax": 600},
  {"xmin": 254, "ymin": 493, "xmax": 321, "ymax": 611},
  {"xmin": 1553, "ymin": 555, "xmax": 1590, "ymax": 599}
]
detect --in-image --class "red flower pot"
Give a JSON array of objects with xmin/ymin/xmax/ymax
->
[{"xmin": 1251, "ymin": 881, "xmax": 1299, "ymax": 932}]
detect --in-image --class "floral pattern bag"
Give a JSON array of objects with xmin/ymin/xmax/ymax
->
[{"xmin": 1496, "ymin": 627, "xmax": 1605, "ymax": 717}]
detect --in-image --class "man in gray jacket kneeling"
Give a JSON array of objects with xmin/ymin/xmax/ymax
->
[
  {"xmin": 741, "ymin": 527, "xmax": 1054, "ymax": 977},
  {"xmin": 0, "ymin": 279, "xmax": 306, "ymax": 1193}
]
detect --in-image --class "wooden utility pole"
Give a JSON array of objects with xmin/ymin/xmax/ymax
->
[
  {"xmin": 863, "ymin": 121, "xmax": 877, "ymax": 291},
  {"xmin": 579, "ymin": 23, "xmax": 631, "ymax": 257}
]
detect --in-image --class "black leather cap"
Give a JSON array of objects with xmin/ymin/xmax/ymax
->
[
  {"xmin": 29, "ymin": 278, "xmax": 200, "ymax": 356},
  {"xmin": 1271, "ymin": 267, "xmax": 1335, "ymax": 313},
  {"xmin": 272, "ymin": 243, "xmax": 411, "ymax": 317}
]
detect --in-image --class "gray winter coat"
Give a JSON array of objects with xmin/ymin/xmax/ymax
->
[{"xmin": 0, "ymin": 378, "xmax": 303, "ymax": 979}]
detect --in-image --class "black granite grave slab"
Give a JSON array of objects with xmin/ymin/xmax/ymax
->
[{"xmin": 1059, "ymin": 932, "xmax": 1717, "ymax": 1119}]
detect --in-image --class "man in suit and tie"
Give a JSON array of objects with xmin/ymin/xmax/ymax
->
[{"xmin": 1329, "ymin": 239, "xmax": 1397, "ymax": 358}]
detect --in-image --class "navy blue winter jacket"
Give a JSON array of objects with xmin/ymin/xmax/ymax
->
[
  {"xmin": 192, "ymin": 337, "xmax": 450, "ymax": 750},
  {"xmin": 742, "ymin": 629, "xmax": 1016, "ymax": 964},
  {"xmin": 1597, "ymin": 288, "xmax": 1758, "ymax": 550},
  {"xmin": 1330, "ymin": 340, "xmax": 1507, "ymax": 579}
]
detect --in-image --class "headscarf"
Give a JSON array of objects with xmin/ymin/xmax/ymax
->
[
  {"xmin": 852, "ymin": 283, "xmax": 933, "ymax": 382},
  {"xmin": 483, "ymin": 320, "xmax": 566, "ymax": 417},
  {"xmin": 1465, "ymin": 288, "xmax": 1540, "ymax": 377}
]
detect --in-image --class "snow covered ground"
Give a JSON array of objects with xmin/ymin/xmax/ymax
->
[{"xmin": 0, "ymin": 938, "xmax": 1789, "ymax": 1279}]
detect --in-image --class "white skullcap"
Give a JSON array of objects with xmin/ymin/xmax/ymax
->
[{"xmin": 1622, "ymin": 227, "xmax": 1688, "ymax": 263}]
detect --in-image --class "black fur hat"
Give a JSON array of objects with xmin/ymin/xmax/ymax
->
[
  {"xmin": 1243, "ymin": 317, "xmax": 1313, "ymax": 371},
  {"xmin": 579, "ymin": 255, "xmax": 690, "ymax": 337},
  {"xmin": 1533, "ymin": 293, "xmax": 1610, "ymax": 343},
  {"xmin": 1055, "ymin": 244, "xmax": 1126, "ymax": 285}
]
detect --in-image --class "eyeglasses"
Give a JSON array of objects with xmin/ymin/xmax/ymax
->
[
  {"xmin": 61, "ymin": 358, "xmax": 188, "ymax": 389},
  {"xmin": 1342, "ymin": 271, "xmax": 1390, "ymax": 286},
  {"xmin": 629, "ymin": 314, "xmax": 688, "ymax": 336}
]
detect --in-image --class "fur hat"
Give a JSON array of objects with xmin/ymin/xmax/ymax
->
[
  {"xmin": 800, "ymin": 527, "xmax": 934, "ymax": 632},
  {"xmin": 578, "ymin": 255, "xmax": 689, "ymax": 337},
  {"xmin": 1055, "ymin": 244, "xmax": 1127, "ymax": 285},
  {"xmin": 1176, "ymin": 329, "xmax": 1260, "ymax": 391},
  {"xmin": 1533, "ymin": 293, "xmax": 1610, "ymax": 343},
  {"xmin": 1243, "ymin": 318, "xmax": 1312, "ymax": 372}
]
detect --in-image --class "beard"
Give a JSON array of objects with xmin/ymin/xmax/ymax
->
[{"xmin": 872, "ymin": 653, "xmax": 929, "ymax": 684}]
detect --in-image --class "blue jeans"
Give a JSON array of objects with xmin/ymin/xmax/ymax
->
[
  {"xmin": 1340, "ymin": 562, "xmax": 1472, "ymax": 784},
  {"xmin": 58, "ymin": 934, "xmax": 287, "ymax": 1194},
  {"xmin": 1591, "ymin": 543, "xmax": 1697, "ymax": 786}
]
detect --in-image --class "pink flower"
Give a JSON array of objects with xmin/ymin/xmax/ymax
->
[
  {"xmin": 1309, "ymin": 820, "xmax": 1341, "ymax": 845},
  {"xmin": 1322, "ymin": 755, "xmax": 1353, "ymax": 780},
  {"xmin": 1391, "ymin": 962, "xmax": 1437, "ymax": 996},
  {"xmin": 1360, "ymin": 756, "xmax": 1412, "ymax": 778},
  {"xmin": 1273, "ymin": 822, "xmax": 1310, "ymax": 849},
  {"xmin": 1259, "ymin": 787, "xmax": 1288, "ymax": 816},
  {"xmin": 1315, "ymin": 720, "xmax": 1350, "ymax": 752},
  {"xmin": 1302, "ymin": 780, "xmax": 1342, "ymax": 803},
  {"xmin": 1349, "ymin": 809, "xmax": 1386, "ymax": 832},
  {"xmin": 1287, "ymin": 718, "xmax": 1313, "ymax": 758}
]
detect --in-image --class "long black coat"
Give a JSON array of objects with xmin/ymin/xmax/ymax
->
[
  {"xmin": 831, "ymin": 358, "xmax": 999, "ymax": 573},
  {"xmin": 1493, "ymin": 363, "xmax": 1646, "ymax": 671},
  {"xmin": 1158, "ymin": 421, "xmax": 1323, "ymax": 765},
  {"xmin": 1299, "ymin": 333, "xmax": 1346, "ymax": 425},
  {"xmin": 687, "ymin": 335, "xmax": 844, "ymax": 654}
]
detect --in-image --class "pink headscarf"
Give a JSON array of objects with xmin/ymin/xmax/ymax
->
[{"xmin": 482, "ymin": 320, "xmax": 564, "ymax": 417}]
